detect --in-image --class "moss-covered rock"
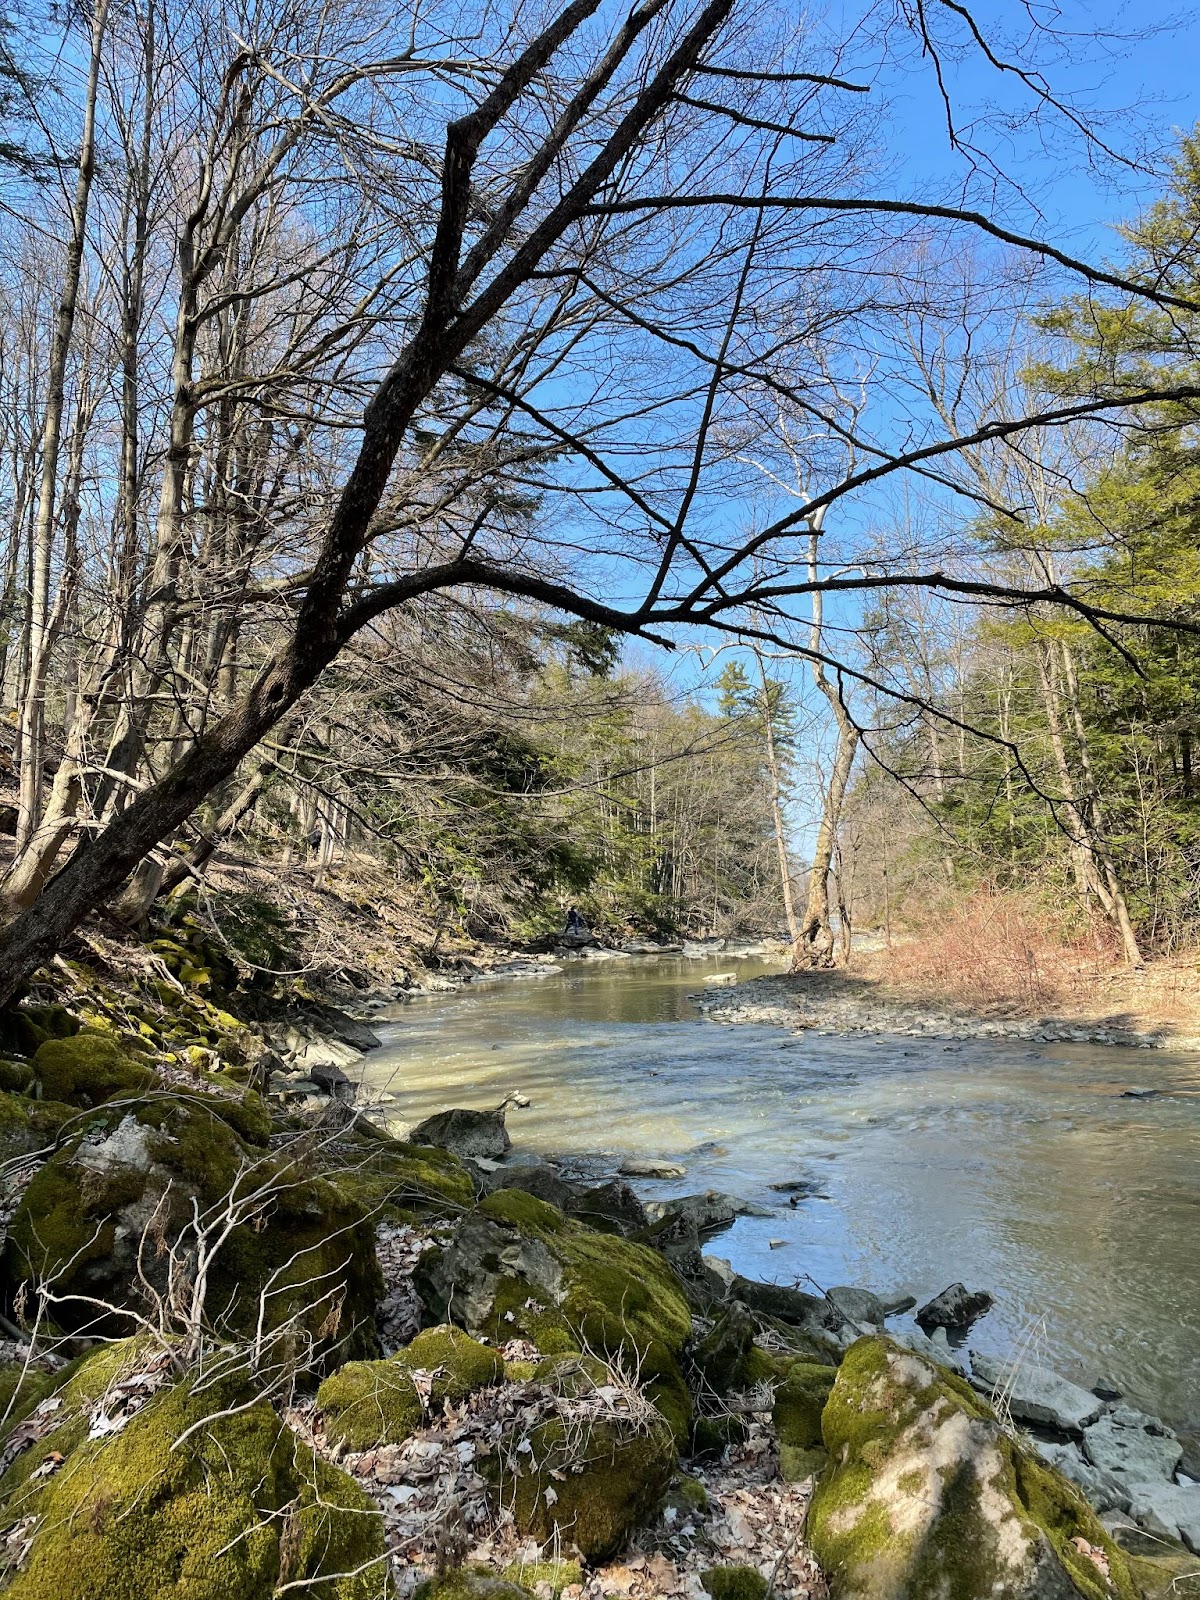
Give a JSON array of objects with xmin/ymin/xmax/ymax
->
[
  {"xmin": 0, "ymin": 1344, "xmax": 388, "ymax": 1598},
  {"xmin": 3, "ymin": 1096, "xmax": 382, "ymax": 1363},
  {"xmin": 323, "ymin": 1130, "xmax": 475, "ymax": 1218},
  {"xmin": 317, "ymin": 1325, "xmax": 503, "ymax": 1450},
  {"xmin": 773, "ymin": 1362, "xmax": 836, "ymax": 1451},
  {"xmin": 316, "ymin": 1358, "xmax": 421, "ymax": 1452},
  {"xmin": 493, "ymin": 1413, "xmax": 677, "ymax": 1560},
  {"xmin": 701, "ymin": 1566, "xmax": 769, "ymax": 1600},
  {"xmin": 414, "ymin": 1576, "xmax": 532, "ymax": 1600},
  {"xmin": 0, "ymin": 1359, "xmax": 58, "ymax": 1428},
  {"xmin": 0, "ymin": 1090, "xmax": 74, "ymax": 1165},
  {"xmin": 689, "ymin": 1412, "xmax": 749, "ymax": 1461},
  {"xmin": 419, "ymin": 1191, "xmax": 694, "ymax": 1440},
  {"xmin": 807, "ymin": 1336, "xmax": 1138, "ymax": 1600},
  {"xmin": 31, "ymin": 1032, "xmax": 155, "ymax": 1107}
]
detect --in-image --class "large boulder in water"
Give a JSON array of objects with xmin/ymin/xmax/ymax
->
[
  {"xmin": 409, "ymin": 1106, "xmax": 510, "ymax": 1160},
  {"xmin": 808, "ymin": 1336, "xmax": 1138, "ymax": 1600}
]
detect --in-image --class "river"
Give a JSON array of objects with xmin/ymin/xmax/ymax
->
[{"xmin": 360, "ymin": 953, "xmax": 1200, "ymax": 1439}]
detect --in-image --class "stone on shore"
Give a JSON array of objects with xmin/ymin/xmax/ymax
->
[
  {"xmin": 567, "ymin": 1178, "xmax": 648, "ymax": 1235},
  {"xmin": 970, "ymin": 1349, "xmax": 1105, "ymax": 1435},
  {"xmin": 808, "ymin": 1336, "xmax": 1136, "ymax": 1600},
  {"xmin": 619, "ymin": 1157, "xmax": 686, "ymax": 1179},
  {"xmin": 409, "ymin": 1106, "xmax": 511, "ymax": 1160},
  {"xmin": 826, "ymin": 1287, "xmax": 887, "ymax": 1329},
  {"xmin": 1083, "ymin": 1405, "xmax": 1183, "ymax": 1483},
  {"xmin": 1125, "ymin": 1482, "xmax": 1200, "ymax": 1552},
  {"xmin": 492, "ymin": 1411, "xmax": 676, "ymax": 1560},
  {"xmin": 1036, "ymin": 1440, "xmax": 1132, "ymax": 1515},
  {"xmin": 915, "ymin": 1281, "xmax": 994, "ymax": 1333},
  {"xmin": 487, "ymin": 1161, "xmax": 575, "ymax": 1209}
]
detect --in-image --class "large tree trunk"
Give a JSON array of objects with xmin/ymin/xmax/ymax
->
[
  {"xmin": 1033, "ymin": 639, "xmax": 1142, "ymax": 967},
  {"xmin": 12, "ymin": 0, "xmax": 109, "ymax": 852},
  {"xmin": 792, "ymin": 524, "xmax": 860, "ymax": 968},
  {"xmin": 753, "ymin": 646, "xmax": 799, "ymax": 943}
]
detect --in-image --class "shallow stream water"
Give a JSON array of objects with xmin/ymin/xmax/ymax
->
[{"xmin": 360, "ymin": 955, "xmax": 1200, "ymax": 1435}]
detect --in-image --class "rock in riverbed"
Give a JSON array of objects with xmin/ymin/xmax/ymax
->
[
  {"xmin": 619, "ymin": 1157, "xmax": 686, "ymax": 1179},
  {"xmin": 1125, "ymin": 1482, "xmax": 1200, "ymax": 1552},
  {"xmin": 915, "ymin": 1280, "xmax": 994, "ymax": 1332},
  {"xmin": 409, "ymin": 1105, "xmax": 511, "ymax": 1160}
]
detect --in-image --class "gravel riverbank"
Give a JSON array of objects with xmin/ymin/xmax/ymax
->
[{"xmin": 697, "ymin": 969, "xmax": 1200, "ymax": 1050}]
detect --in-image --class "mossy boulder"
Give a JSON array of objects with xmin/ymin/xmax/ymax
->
[
  {"xmin": 0, "ymin": 1359, "xmax": 58, "ymax": 1428},
  {"xmin": 773, "ymin": 1362, "xmax": 836, "ymax": 1450},
  {"xmin": 414, "ymin": 1576, "xmax": 532, "ymax": 1600},
  {"xmin": 418, "ymin": 1190, "xmax": 693, "ymax": 1439},
  {"xmin": 0, "ymin": 1090, "xmax": 75, "ymax": 1165},
  {"xmin": 701, "ymin": 1566, "xmax": 769, "ymax": 1600},
  {"xmin": 690, "ymin": 1301, "xmax": 783, "ymax": 1397},
  {"xmin": 318, "ymin": 1324, "xmax": 502, "ymax": 1450},
  {"xmin": 493, "ymin": 1413, "xmax": 677, "ymax": 1560},
  {"xmin": 322, "ymin": 1130, "xmax": 475, "ymax": 1218},
  {"xmin": 807, "ymin": 1336, "xmax": 1138, "ymax": 1600},
  {"xmin": 31, "ymin": 1032, "xmax": 155, "ymax": 1107},
  {"xmin": 4, "ymin": 1097, "xmax": 382, "ymax": 1362},
  {"xmin": 0, "ymin": 1343, "xmax": 388, "ymax": 1598}
]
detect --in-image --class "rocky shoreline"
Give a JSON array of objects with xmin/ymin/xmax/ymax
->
[
  {"xmin": 697, "ymin": 970, "xmax": 1200, "ymax": 1050},
  {"xmin": 0, "ymin": 935, "xmax": 1195, "ymax": 1598}
]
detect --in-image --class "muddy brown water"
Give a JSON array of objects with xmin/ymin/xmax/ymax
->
[{"xmin": 361, "ymin": 955, "xmax": 1200, "ymax": 1434}]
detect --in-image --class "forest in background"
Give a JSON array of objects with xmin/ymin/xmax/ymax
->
[{"xmin": 1, "ymin": 0, "xmax": 1200, "ymax": 996}]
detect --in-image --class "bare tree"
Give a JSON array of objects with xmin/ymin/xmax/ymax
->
[{"xmin": 0, "ymin": 0, "xmax": 1197, "ymax": 1002}]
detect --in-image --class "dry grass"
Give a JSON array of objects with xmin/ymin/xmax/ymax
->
[{"xmin": 879, "ymin": 891, "xmax": 1116, "ymax": 1014}]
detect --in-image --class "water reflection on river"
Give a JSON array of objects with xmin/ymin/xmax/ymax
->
[{"xmin": 360, "ymin": 955, "xmax": 1200, "ymax": 1433}]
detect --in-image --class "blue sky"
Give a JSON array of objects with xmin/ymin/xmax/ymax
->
[{"xmin": 638, "ymin": 1, "xmax": 1200, "ymax": 863}]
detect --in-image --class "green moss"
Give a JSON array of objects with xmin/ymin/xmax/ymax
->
[
  {"xmin": 700, "ymin": 1566, "xmax": 769, "ymax": 1600},
  {"xmin": 778, "ymin": 1443, "xmax": 828, "ymax": 1482},
  {"xmin": 807, "ymin": 1336, "xmax": 1138, "ymax": 1600},
  {"xmin": 414, "ymin": 1576, "xmax": 533, "ymax": 1600},
  {"xmin": 317, "ymin": 1359, "xmax": 422, "ymax": 1451},
  {"xmin": 0, "ymin": 1361, "xmax": 57, "ymax": 1428},
  {"xmin": 772, "ymin": 1363, "xmax": 836, "ymax": 1451},
  {"xmin": 501, "ymin": 1559, "xmax": 583, "ymax": 1595},
  {"xmin": 0, "ymin": 1363, "xmax": 387, "ymax": 1599},
  {"xmin": 689, "ymin": 1413, "xmax": 748, "ymax": 1461},
  {"xmin": 0, "ymin": 1090, "xmax": 74, "ymax": 1162},
  {"xmin": 318, "ymin": 1325, "xmax": 502, "ymax": 1450},
  {"xmin": 400, "ymin": 1324, "xmax": 503, "ymax": 1395},
  {"xmin": 31, "ymin": 1033, "xmax": 155, "ymax": 1107},
  {"xmin": 0, "ymin": 1009, "xmax": 46, "ymax": 1059},
  {"xmin": 328, "ymin": 1135, "xmax": 474, "ymax": 1218},
  {"xmin": 0, "ymin": 1059, "xmax": 34, "ymax": 1093},
  {"xmin": 4, "ymin": 1098, "xmax": 382, "ymax": 1363},
  {"xmin": 504, "ymin": 1359, "xmax": 538, "ymax": 1382},
  {"xmin": 478, "ymin": 1189, "xmax": 566, "ymax": 1235},
  {"xmin": 494, "ymin": 1414, "xmax": 676, "ymax": 1561},
  {"xmin": 662, "ymin": 1473, "xmax": 709, "ymax": 1516}
]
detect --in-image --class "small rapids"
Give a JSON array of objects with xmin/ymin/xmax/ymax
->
[{"xmin": 360, "ymin": 955, "xmax": 1200, "ymax": 1435}]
